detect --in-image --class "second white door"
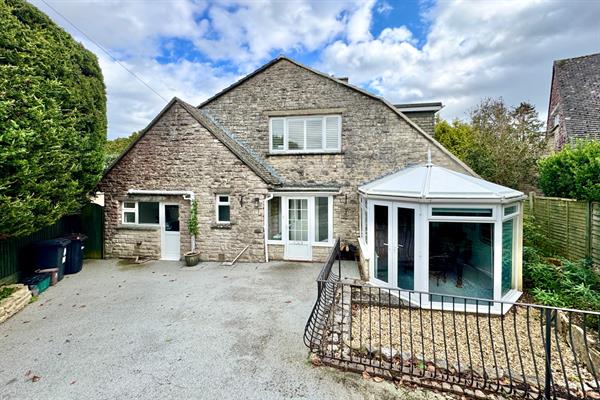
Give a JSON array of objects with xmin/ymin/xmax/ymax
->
[{"xmin": 285, "ymin": 198, "xmax": 312, "ymax": 261}]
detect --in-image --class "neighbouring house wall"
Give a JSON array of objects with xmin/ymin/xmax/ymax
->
[
  {"xmin": 402, "ymin": 111, "xmax": 436, "ymax": 137},
  {"xmin": 201, "ymin": 59, "xmax": 472, "ymax": 248},
  {"xmin": 548, "ymin": 72, "xmax": 567, "ymax": 150},
  {"xmin": 98, "ymin": 104, "xmax": 269, "ymax": 262}
]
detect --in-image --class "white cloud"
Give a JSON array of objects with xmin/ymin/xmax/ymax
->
[
  {"xmin": 320, "ymin": 0, "xmax": 600, "ymax": 123},
  {"xmin": 28, "ymin": 0, "xmax": 600, "ymax": 138}
]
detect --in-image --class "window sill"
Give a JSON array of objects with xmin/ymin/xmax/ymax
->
[
  {"xmin": 117, "ymin": 224, "xmax": 160, "ymax": 231},
  {"xmin": 211, "ymin": 223, "xmax": 233, "ymax": 230},
  {"xmin": 267, "ymin": 151, "xmax": 344, "ymax": 157}
]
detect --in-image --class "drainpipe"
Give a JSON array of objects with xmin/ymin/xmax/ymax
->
[
  {"xmin": 264, "ymin": 193, "xmax": 274, "ymax": 262},
  {"xmin": 127, "ymin": 189, "xmax": 196, "ymax": 252}
]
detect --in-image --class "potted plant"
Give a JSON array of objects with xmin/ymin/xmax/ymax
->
[{"xmin": 184, "ymin": 199, "xmax": 200, "ymax": 266}]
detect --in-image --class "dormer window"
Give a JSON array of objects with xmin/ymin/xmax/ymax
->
[{"xmin": 269, "ymin": 115, "xmax": 341, "ymax": 153}]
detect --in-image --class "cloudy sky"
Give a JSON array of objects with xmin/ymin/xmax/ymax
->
[{"xmin": 31, "ymin": 0, "xmax": 600, "ymax": 139}]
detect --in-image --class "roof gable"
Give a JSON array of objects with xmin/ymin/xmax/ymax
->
[
  {"xmin": 102, "ymin": 97, "xmax": 282, "ymax": 186},
  {"xmin": 198, "ymin": 56, "xmax": 476, "ymax": 177}
]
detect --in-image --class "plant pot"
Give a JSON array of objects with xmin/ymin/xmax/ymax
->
[{"xmin": 184, "ymin": 251, "xmax": 200, "ymax": 267}]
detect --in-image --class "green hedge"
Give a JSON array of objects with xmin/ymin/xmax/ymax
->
[{"xmin": 0, "ymin": 0, "xmax": 106, "ymax": 238}]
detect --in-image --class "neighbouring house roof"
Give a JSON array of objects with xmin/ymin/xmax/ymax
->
[
  {"xmin": 359, "ymin": 163, "xmax": 524, "ymax": 202},
  {"xmin": 553, "ymin": 53, "xmax": 600, "ymax": 140},
  {"xmin": 103, "ymin": 97, "xmax": 283, "ymax": 186},
  {"xmin": 394, "ymin": 102, "xmax": 443, "ymax": 112},
  {"xmin": 198, "ymin": 55, "xmax": 476, "ymax": 177}
]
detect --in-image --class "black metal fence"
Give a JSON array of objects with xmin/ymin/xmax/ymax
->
[{"xmin": 304, "ymin": 241, "xmax": 600, "ymax": 399}]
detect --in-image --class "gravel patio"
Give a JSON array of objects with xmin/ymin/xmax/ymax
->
[{"xmin": 0, "ymin": 259, "xmax": 442, "ymax": 400}]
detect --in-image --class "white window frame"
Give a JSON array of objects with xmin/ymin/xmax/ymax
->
[
  {"xmin": 269, "ymin": 115, "xmax": 341, "ymax": 154},
  {"xmin": 267, "ymin": 196, "xmax": 283, "ymax": 242},
  {"xmin": 266, "ymin": 195, "xmax": 334, "ymax": 246},
  {"xmin": 216, "ymin": 194, "xmax": 231, "ymax": 224},
  {"xmin": 121, "ymin": 201, "xmax": 160, "ymax": 226},
  {"xmin": 429, "ymin": 205, "xmax": 495, "ymax": 223}
]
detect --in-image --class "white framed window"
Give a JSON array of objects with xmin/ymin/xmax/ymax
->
[
  {"xmin": 503, "ymin": 203, "xmax": 519, "ymax": 218},
  {"xmin": 314, "ymin": 196, "xmax": 331, "ymax": 243},
  {"xmin": 359, "ymin": 196, "xmax": 368, "ymax": 245},
  {"xmin": 266, "ymin": 195, "xmax": 334, "ymax": 245},
  {"xmin": 121, "ymin": 201, "xmax": 159, "ymax": 225},
  {"xmin": 268, "ymin": 197, "xmax": 282, "ymax": 240},
  {"xmin": 429, "ymin": 206, "xmax": 495, "ymax": 222},
  {"xmin": 269, "ymin": 115, "xmax": 341, "ymax": 153},
  {"xmin": 216, "ymin": 195, "xmax": 231, "ymax": 224}
]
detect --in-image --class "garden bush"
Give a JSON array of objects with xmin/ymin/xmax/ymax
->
[
  {"xmin": 523, "ymin": 215, "xmax": 600, "ymax": 313},
  {"xmin": 538, "ymin": 141, "xmax": 600, "ymax": 201}
]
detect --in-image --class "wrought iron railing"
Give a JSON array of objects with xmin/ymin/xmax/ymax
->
[{"xmin": 304, "ymin": 242, "xmax": 600, "ymax": 399}]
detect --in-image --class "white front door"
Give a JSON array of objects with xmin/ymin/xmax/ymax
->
[
  {"xmin": 285, "ymin": 198, "xmax": 312, "ymax": 261},
  {"xmin": 161, "ymin": 204, "xmax": 180, "ymax": 260}
]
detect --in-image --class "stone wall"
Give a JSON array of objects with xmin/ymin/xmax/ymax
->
[
  {"xmin": 99, "ymin": 103, "xmax": 269, "ymax": 262},
  {"xmin": 268, "ymin": 244, "xmax": 332, "ymax": 263},
  {"xmin": 402, "ymin": 111, "xmax": 435, "ymax": 137},
  {"xmin": 0, "ymin": 284, "xmax": 31, "ymax": 324},
  {"xmin": 202, "ymin": 59, "xmax": 471, "ymax": 248}
]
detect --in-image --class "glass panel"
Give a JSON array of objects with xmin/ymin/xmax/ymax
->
[
  {"xmin": 429, "ymin": 222, "xmax": 494, "ymax": 303},
  {"xmin": 124, "ymin": 212, "xmax": 135, "ymax": 223},
  {"xmin": 306, "ymin": 119, "xmax": 323, "ymax": 149},
  {"xmin": 504, "ymin": 205, "xmax": 518, "ymax": 216},
  {"xmin": 271, "ymin": 118, "xmax": 284, "ymax": 150},
  {"xmin": 218, "ymin": 195, "xmax": 229, "ymax": 203},
  {"xmin": 138, "ymin": 202, "xmax": 159, "ymax": 224},
  {"xmin": 502, "ymin": 219, "xmax": 514, "ymax": 295},
  {"xmin": 287, "ymin": 119, "xmax": 305, "ymax": 150},
  {"xmin": 397, "ymin": 208, "xmax": 415, "ymax": 290},
  {"xmin": 315, "ymin": 197, "xmax": 329, "ymax": 242},
  {"xmin": 288, "ymin": 199, "xmax": 308, "ymax": 242},
  {"xmin": 218, "ymin": 205, "xmax": 230, "ymax": 222},
  {"xmin": 165, "ymin": 205, "xmax": 179, "ymax": 232},
  {"xmin": 268, "ymin": 197, "xmax": 282, "ymax": 240},
  {"xmin": 374, "ymin": 205, "xmax": 389, "ymax": 282},
  {"xmin": 432, "ymin": 208, "xmax": 493, "ymax": 217},
  {"xmin": 324, "ymin": 116, "xmax": 340, "ymax": 150},
  {"xmin": 124, "ymin": 202, "xmax": 136, "ymax": 209}
]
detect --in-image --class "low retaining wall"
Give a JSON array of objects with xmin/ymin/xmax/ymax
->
[{"xmin": 0, "ymin": 284, "xmax": 31, "ymax": 324}]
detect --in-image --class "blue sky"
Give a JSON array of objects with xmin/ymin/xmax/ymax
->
[{"xmin": 31, "ymin": 0, "xmax": 600, "ymax": 139}]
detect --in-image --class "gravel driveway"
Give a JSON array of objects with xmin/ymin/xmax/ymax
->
[{"xmin": 0, "ymin": 259, "xmax": 440, "ymax": 400}]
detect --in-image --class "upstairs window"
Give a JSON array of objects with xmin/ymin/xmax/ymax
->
[{"xmin": 269, "ymin": 115, "xmax": 341, "ymax": 153}]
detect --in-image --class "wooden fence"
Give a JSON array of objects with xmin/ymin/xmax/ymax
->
[
  {"xmin": 526, "ymin": 193, "xmax": 600, "ymax": 267},
  {"xmin": 0, "ymin": 204, "xmax": 104, "ymax": 284}
]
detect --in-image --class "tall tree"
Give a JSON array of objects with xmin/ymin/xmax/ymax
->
[
  {"xmin": 105, "ymin": 131, "xmax": 140, "ymax": 168},
  {"xmin": 0, "ymin": 0, "xmax": 107, "ymax": 238},
  {"xmin": 435, "ymin": 98, "xmax": 547, "ymax": 191}
]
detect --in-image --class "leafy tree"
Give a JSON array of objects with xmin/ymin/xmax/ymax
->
[
  {"xmin": 0, "ymin": 0, "xmax": 106, "ymax": 238},
  {"xmin": 435, "ymin": 98, "xmax": 547, "ymax": 191},
  {"xmin": 105, "ymin": 131, "xmax": 140, "ymax": 167},
  {"xmin": 434, "ymin": 119, "xmax": 474, "ymax": 162},
  {"xmin": 538, "ymin": 141, "xmax": 600, "ymax": 201}
]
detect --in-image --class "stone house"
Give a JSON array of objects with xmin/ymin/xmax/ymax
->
[
  {"xmin": 98, "ymin": 56, "xmax": 475, "ymax": 265},
  {"xmin": 547, "ymin": 53, "xmax": 600, "ymax": 150}
]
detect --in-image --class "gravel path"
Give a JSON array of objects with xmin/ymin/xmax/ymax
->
[{"xmin": 346, "ymin": 303, "xmax": 599, "ymax": 396}]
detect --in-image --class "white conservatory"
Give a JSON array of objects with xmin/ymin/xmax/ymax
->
[{"xmin": 358, "ymin": 162, "xmax": 526, "ymax": 313}]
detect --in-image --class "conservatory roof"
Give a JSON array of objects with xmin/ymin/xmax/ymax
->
[{"xmin": 359, "ymin": 164, "xmax": 525, "ymax": 202}]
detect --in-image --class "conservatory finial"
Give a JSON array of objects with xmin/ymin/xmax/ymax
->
[{"xmin": 426, "ymin": 147, "xmax": 432, "ymax": 166}]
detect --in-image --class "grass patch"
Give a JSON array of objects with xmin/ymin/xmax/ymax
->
[{"xmin": 0, "ymin": 286, "xmax": 17, "ymax": 301}]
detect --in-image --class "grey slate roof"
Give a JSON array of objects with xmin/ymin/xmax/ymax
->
[{"xmin": 554, "ymin": 53, "xmax": 600, "ymax": 140}]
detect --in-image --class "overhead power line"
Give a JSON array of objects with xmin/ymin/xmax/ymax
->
[{"xmin": 39, "ymin": 0, "xmax": 168, "ymax": 102}]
